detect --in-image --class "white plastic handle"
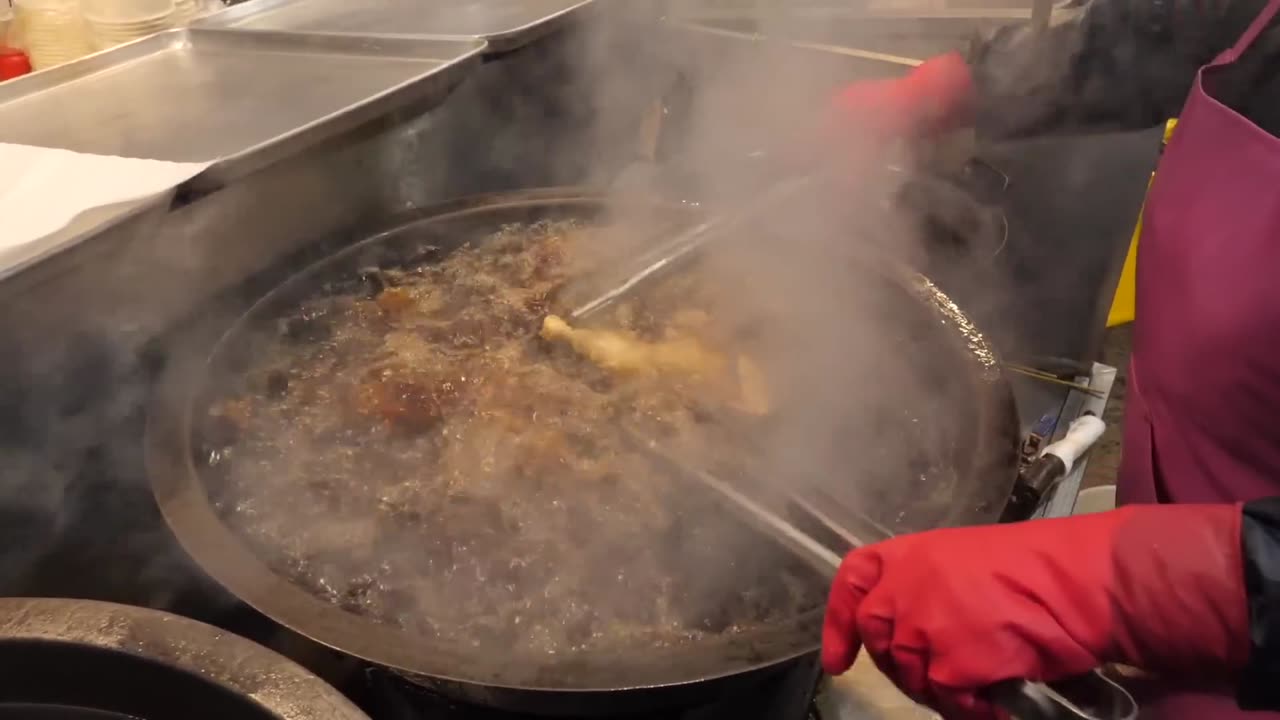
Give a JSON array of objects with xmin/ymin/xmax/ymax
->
[{"xmin": 1039, "ymin": 415, "xmax": 1106, "ymax": 475}]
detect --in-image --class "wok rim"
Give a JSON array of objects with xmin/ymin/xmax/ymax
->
[{"xmin": 144, "ymin": 187, "xmax": 1018, "ymax": 709}]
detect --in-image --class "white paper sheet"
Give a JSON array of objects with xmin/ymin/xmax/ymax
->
[{"xmin": 0, "ymin": 143, "xmax": 210, "ymax": 256}]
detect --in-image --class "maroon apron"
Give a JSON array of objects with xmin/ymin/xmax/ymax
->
[{"xmin": 1117, "ymin": 0, "xmax": 1280, "ymax": 715}]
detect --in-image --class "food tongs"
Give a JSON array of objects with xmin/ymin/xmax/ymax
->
[{"xmin": 631, "ymin": 434, "xmax": 1137, "ymax": 720}]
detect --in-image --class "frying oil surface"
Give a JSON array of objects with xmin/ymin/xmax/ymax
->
[{"xmin": 201, "ymin": 220, "xmax": 826, "ymax": 662}]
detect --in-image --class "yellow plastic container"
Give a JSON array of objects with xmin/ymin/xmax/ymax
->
[{"xmin": 1106, "ymin": 119, "xmax": 1179, "ymax": 328}]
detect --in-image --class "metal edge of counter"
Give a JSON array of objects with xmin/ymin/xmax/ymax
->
[
  {"xmin": 665, "ymin": 8, "xmax": 1031, "ymax": 35},
  {"xmin": 661, "ymin": 19, "xmax": 924, "ymax": 70},
  {"xmin": 660, "ymin": 9, "xmax": 1041, "ymax": 66},
  {"xmin": 0, "ymin": 29, "xmax": 487, "ymax": 190},
  {"xmin": 0, "ymin": 193, "xmax": 173, "ymax": 287},
  {"xmin": 195, "ymin": 0, "xmax": 599, "ymax": 54}
]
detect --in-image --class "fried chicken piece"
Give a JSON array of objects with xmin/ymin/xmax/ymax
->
[
  {"xmin": 214, "ymin": 397, "xmax": 254, "ymax": 428},
  {"xmin": 732, "ymin": 354, "xmax": 771, "ymax": 416},
  {"xmin": 540, "ymin": 315, "xmax": 725, "ymax": 377},
  {"xmin": 541, "ymin": 316, "xmax": 772, "ymax": 415},
  {"xmin": 375, "ymin": 288, "xmax": 415, "ymax": 315}
]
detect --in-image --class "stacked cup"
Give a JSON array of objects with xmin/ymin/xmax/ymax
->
[
  {"xmin": 170, "ymin": 0, "xmax": 194, "ymax": 26},
  {"xmin": 82, "ymin": 0, "xmax": 172, "ymax": 50},
  {"xmin": 12, "ymin": 0, "xmax": 90, "ymax": 69},
  {"xmin": 1, "ymin": 3, "xmax": 14, "ymax": 46},
  {"xmin": 194, "ymin": 0, "xmax": 221, "ymax": 19}
]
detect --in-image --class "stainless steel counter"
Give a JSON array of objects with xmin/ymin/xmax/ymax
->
[
  {"xmin": 198, "ymin": 0, "xmax": 596, "ymax": 52},
  {"xmin": 0, "ymin": 30, "xmax": 483, "ymax": 185}
]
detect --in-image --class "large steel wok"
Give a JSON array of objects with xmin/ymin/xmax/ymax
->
[{"xmin": 146, "ymin": 188, "xmax": 1020, "ymax": 716}]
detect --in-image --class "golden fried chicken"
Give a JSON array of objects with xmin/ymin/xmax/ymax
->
[{"xmin": 540, "ymin": 315, "xmax": 726, "ymax": 377}]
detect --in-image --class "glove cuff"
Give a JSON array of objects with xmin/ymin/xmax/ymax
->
[{"xmin": 1110, "ymin": 503, "xmax": 1250, "ymax": 678}]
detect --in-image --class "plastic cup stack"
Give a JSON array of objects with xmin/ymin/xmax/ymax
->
[
  {"xmin": 1, "ymin": 3, "xmax": 14, "ymax": 46},
  {"xmin": 82, "ymin": 0, "xmax": 172, "ymax": 50},
  {"xmin": 12, "ymin": 0, "xmax": 87, "ymax": 69},
  {"xmin": 170, "ymin": 0, "xmax": 193, "ymax": 26},
  {"xmin": 12, "ymin": 0, "xmax": 90, "ymax": 70},
  {"xmin": 194, "ymin": 0, "xmax": 220, "ymax": 19}
]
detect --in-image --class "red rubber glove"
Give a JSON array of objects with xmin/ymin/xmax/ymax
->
[
  {"xmin": 822, "ymin": 504, "xmax": 1250, "ymax": 720},
  {"xmin": 830, "ymin": 51, "xmax": 975, "ymax": 138}
]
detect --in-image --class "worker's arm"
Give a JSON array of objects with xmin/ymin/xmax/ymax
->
[
  {"xmin": 831, "ymin": 0, "xmax": 1267, "ymax": 139},
  {"xmin": 969, "ymin": 0, "xmax": 1265, "ymax": 137},
  {"xmin": 821, "ymin": 500, "xmax": 1280, "ymax": 719}
]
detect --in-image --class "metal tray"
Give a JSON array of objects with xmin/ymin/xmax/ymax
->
[
  {"xmin": 0, "ymin": 29, "xmax": 484, "ymax": 185},
  {"xmin": 195, "ymin": 0, "xmax": 595, "ymax": 53}
]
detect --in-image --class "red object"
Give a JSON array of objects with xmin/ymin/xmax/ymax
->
[
  {"xmin": 829, "ymin": 51, "xmax": 975, "ymax": 138},
  {"xmin": 0, "ymin": 47, "xmax": 32, "ymax": 81},
  {"xmin": 821, "ymin": 504, "xmax": 1249, "ymax": 720}
]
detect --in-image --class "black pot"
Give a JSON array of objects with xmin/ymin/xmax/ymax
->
[
  {"xmin": 0, "ymin": 598, "xmax": 370, "ymax": 720},
  {"xmin": 145, "ymin": 188, "xmax": 1020, "ymax": 716}
]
